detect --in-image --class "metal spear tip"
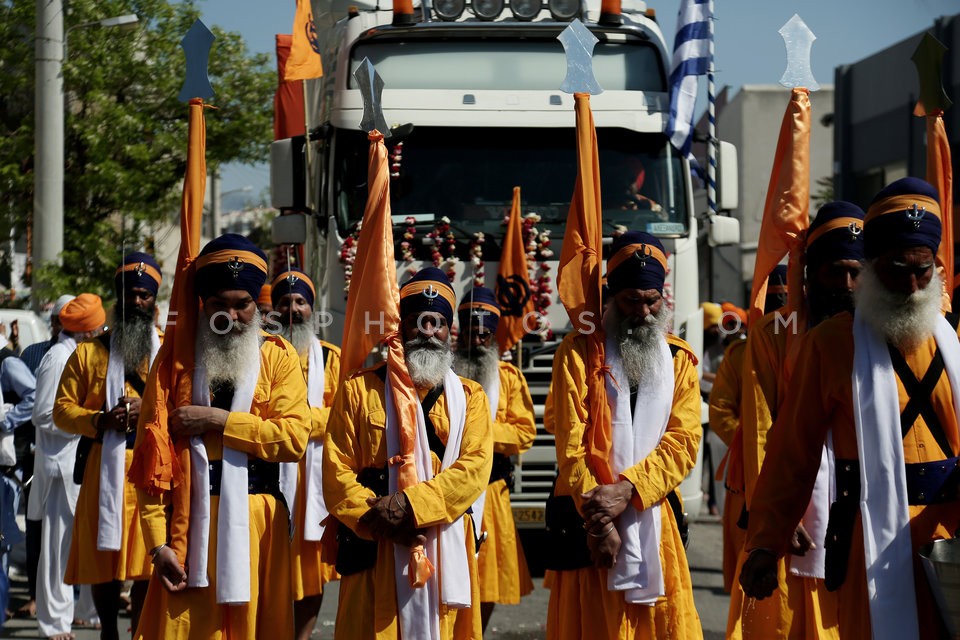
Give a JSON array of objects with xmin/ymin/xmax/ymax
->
[
  {"xmin": 355, "ymin": 58, "xmax": 390, "ymax": 135},
  {"xmin": 178, "ymin": 19, "xmax": 215, "ymax": 103},
  {"xmin": 558, "ymin": 19, "xmax": 603, "ymax": 96},
  {"xmin": 911, "ymin": 32, "xmax": 952, "ymax": 116},
  {"xmin": 778, "ymin": 14, "xmax": 819, "ymax": 91}
]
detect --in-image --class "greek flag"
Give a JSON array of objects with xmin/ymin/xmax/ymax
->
[{"xmin": 665, "ymin": 0, "xmax": 711, "ymax": 159}]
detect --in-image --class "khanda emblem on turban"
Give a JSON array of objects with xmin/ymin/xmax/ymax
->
[
  {"xmin": 634, "ymin": 244, "xmax": 653, "ymax": 268},
  {"xmin": 135, "ymin": 262, "xmax": 146, "ymax": 278},
  {"xmin": 496, "ymin": 274, "xmax": 532, "ymax": 318},
  {"xmin": 423, "ymin": 285, "xmax": 440, "ymax": 305},
  {"xmin": 286, "ymin": 273, "xmax": 299, "ymax": 286},
  {"xmin": 227, "ymin": 257, "xmax": 245, "ymax": 278},
  {"xmin": 848, "ymin": 223, "xmax": 862, "ymax": 240},
  {"xmin": 906, "ymin": 203, "xmax": 927, "ymax": 229}
]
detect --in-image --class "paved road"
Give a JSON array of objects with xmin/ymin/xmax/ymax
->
[{"xmin": 1, "ymin": 517, "xmax": 729, "ymax": 639}]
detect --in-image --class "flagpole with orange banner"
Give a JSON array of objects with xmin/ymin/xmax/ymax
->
[
  {"xmin": 495, "ymin": 186, "xmax": 535, "ymax": 355},
  {"xmin": 129, "ymin": 20, "xmax": 215, "ymax": 561},
  {"xmin": 556, "ymin": 22, "xmax": 616, "ymax": 488},
  {"xmin": 285, "ymin": 0, "xmax": 324, "ymax": 83},
  {"xmin": 340, "ymin": 58, "xmax": 434, "ymax": 588},
  {"xmin": 912, "ymin": 32, "xmax": 953, "ymax": 309}
]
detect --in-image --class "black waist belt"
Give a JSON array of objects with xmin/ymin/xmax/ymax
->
[
  {"xmin": 489, "ymin": 453, "xmax": 515, "ymax": 489},
  {"xmin": 207, "ymin": 458, "xmax": 280, "ymax": 496},
  {"xmin": 335, "ymin": 466, "xmax": 388, "ymax": 576},
  {"xmin": 904, "ymin": 456, "xmax": 959, "ymax": 505}
]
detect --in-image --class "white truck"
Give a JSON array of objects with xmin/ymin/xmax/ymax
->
[{"xmin": 271, "ymin": 0, "xmax": 739, "ymax": 534}]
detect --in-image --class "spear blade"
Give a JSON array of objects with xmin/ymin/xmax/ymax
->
[
  {"xmin": 558, "ymin": 19, "xmax": 603, "ymax": 95},
  {"xmin": 178, "ymin": 20, "xmax": 215, "ymax": 103},
  {"xmin": 911, "ymin": 32, "xmax": 952, "ymax": 116},
  {"xmin": 355, "ymin": 58, "xmax": 390, "ymax": 135},
  {"xmin": 778, "ymin": 14, "xmax": 819, "ymax": 91}
]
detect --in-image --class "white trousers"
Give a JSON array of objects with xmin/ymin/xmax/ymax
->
[{"xmin": 36, "ymin": 476, "xmax": 76, "ymax": 637}]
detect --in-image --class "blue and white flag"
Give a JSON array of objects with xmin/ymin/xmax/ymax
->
[{"xmin": 665, "ymin": 0, "xmax": 711, "ymax": 159}]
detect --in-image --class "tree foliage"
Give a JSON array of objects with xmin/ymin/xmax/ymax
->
[{"xmin": 0, "ymin": 0, "xmax": 276, "ymax": 304}]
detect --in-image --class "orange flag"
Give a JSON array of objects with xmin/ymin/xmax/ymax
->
[
  {"xmin": 924, "ymin": 113, "xmax": 954, "ymax": 306},
  {"xmin": 557, "ymin": 93, "xmax": 615, "ymax": 487},
  {"xmin": 274, "ymin": 34, "xmax": 306, "ymax": 140},
  {"xmin": 284, "ymin": 0, "xmax": 323, "ymax": 82},
  {"xmin": 129, "ymin": 98, "xmax": 206, "ymax": 557},
  {"xmin": 495, "ymin": 186, "xmax": 535, "ymax": 353},
  {"xmin": 338, "ymin": 131, "xmax": 434, "ymax": 587},
  {"xmin": 748, "ymin": 88, "xmax": 811, "ymax": 328}
]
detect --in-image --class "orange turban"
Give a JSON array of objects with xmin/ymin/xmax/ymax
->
[
  {"xmin": 721, "ymin": 302, "xmax": 748, "ymax": 329},
  {"xmin": 258, "ymin": 284, "xmax": 273, "ymax": 307},
  {"xmin": 59, "ymin": 293, "xmax": 105, "ymax": 333}
]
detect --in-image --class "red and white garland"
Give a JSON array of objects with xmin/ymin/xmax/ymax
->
[{"xmin": 521, "ymin": 212, "xmax": 555, "ymax": 342}]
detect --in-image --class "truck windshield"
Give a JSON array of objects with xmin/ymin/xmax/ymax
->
[{"xmin": 334, "ymin": 126, "xmax": 688, "ymax": 260}]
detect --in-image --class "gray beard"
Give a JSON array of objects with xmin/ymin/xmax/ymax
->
[
  {"xmin": 404, "ymin": 336, "xmax": 453, "ymax": 389},
  {"xmin": 279, "ymin": 322, "xmax": 315, "ymax": 356},
  {"xmin": 114, "ymin": 314, "xmax": 155, "ymax": 373},
  {"xmin": 855, "ymin": 262, "xmax": 943, "ymax": 353},
  {"xmin": 608, "ymin": 304, "xmax": 670, "ymax": 387},
  {"xmin": 196, "ymin": 309, "xmax": 263, "ymax": 387},
  {"xmin": 453, "ymin": 344, "xmax": 500, "ymax": 388}
]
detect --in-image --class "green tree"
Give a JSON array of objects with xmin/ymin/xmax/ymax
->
[{"xmin": 0, "ymin": 0, "xmax": 276, "ymax": 304}]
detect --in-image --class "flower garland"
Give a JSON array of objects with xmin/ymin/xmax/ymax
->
[
  {"xmin": 338, "ymin": 221, "xmax": 363, "ymax": 298},
  {"xmin": 426, "ymin": 216, "xmax": 458, "ymax": 282},
  {"xmin": 521, "ymin": 213, "xmax": 555, "ymax": 342},
  {"xmin": 469, "ymin": 232, "xmax": 485, "ymax": 286}
]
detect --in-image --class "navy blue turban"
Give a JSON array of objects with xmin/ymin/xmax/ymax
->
[
  {"xmin": 606, "ymin": 231, "xmax": 668, "ymax": 295},
  {"xmin": 399, "ymin": 267, "xmax": 456, "ymax": 327},
  {"xmin": 115, "ymin": 252, "xmax": 161, "ymax": 299},
  {"xmin": 457, "ymin": 286, "xmax": 501, "ymax": 334},
  {"xmin": 195, "ymin": 233, "xmax": 268, "ymax": 302},
  {"xmin": 805, "ymin": 201, "xmax": 865, "ymax": 267},
  {"xmin": 864, "ymin": 177, "xmax": 941, "ymax": 259},
  {"xmin": 271, "ymin": 268, "xmax": 316, "ymax": 308}
]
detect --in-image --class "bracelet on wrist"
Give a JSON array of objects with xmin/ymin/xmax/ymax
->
[
  {"xmin": 150, "ymin": 543, "xmax": 168, "ymax": 561},
  {"xmin": 587, "ymin": 523, "xmax": 616, "ymax": 538}
]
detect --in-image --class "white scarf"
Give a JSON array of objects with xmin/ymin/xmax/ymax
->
[
  {"xmin": 385, "ymin": 368, "xmax": 471, "ymax": 640},
  {"xmin": 467, "ymin": 365, "xmax": 499, "ymax": 539},
  {"xmin": 187, "ymin": 351, "xmax": 260, "ymax": 605},
  {"xmin": 851, "ymin": 313, "xmax": 960, "ymax": 640},
  {"xmin": 279, "ymin": 337, "xmax": 328, "ymax": 541},
  {"xmin": 98, "ymin": 329, "xmax": 160, "ymax": 552},
  {"xmin": 604, "ymin": 335, "xmax": 672, "ymax": 604},
  {"xmin": 789, "ymin": 438, "xmax": 834, "ymax": 579}
]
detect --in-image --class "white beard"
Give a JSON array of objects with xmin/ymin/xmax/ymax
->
[
  {"xmin": 114, "ymin": 313, "xmax": 155, "ymax": 373},
  {"xmin": 405, "ymin": 336, "xmax": 454, "ymax": 389},
  {"xmin": 453, "ymin": 344, "xmax": 500, "ymax": 388},
  {"xmin": 608, "ymin": 304, "xmax": 671, "ymax": 387},
  {"xmin": 197, "ymin": 309, "xmax": 264, "ymax": 387},
  {"xmin": 279, "ymin": 321, "xmax": 315, "ymax": 357},
  {"xmin": 855, "ymin": 262, "xmax": 942, "ymax": 353}
]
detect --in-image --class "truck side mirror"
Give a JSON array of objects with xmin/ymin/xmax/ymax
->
[
  {"xmin": 716, "ymin": 141, "xmax": 738, "ymax": 212},
  {"xmin": 270, "ymin": 136, "xmax": 308, "ymax": 212},
  {"xmin": 707, "ymin": 214, "xmax": 740, "ymax": 247}
]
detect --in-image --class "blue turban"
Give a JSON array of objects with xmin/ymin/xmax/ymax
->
[
  {"xmin": 864, "ymin": 177, "xmax": 941, "ymax": 259},
  {"xmin": 115, "ymin": 252, "xmax": 161, "ymax": 299},
  {"xmin": 271, "ymin": 268, "xmax": 315, "ymax": 308},
  {"xmin": 195, "ymin": 234, "xmax": 268, "ymax": 302},
  {"xmin": 606, "ymin": 231, "xmax": 668, "ymax": 295},
  {"xmin": 805, "ymin": 201, "xmax": 865, "ymax": 267},
  {"xmin": 457, "ymin": 287, "xmax": 501, "ymax": 334},
  {"xmin": 399, "ymin": 267, "xmax": 456, "ymax": 327}
]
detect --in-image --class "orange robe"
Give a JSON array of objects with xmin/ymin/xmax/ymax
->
[
  {"xmin": 707, "ymin": 338, "xmax": 747, "ymax": 593},
  {"xmin": 134, "ymin": 335, "xmax": 311, "ymax": 640},
  {"xmin": 727, "ymin": 311, "xmax": 839, "ymax": 640},
  {"xmin": 322, "ymin": 364, "xmax": 494, "ymax": 640},
  {"xmin": 54, "ymin": 333, "xmax": 156, "ymax": 584},
  {"xmin": 476, "ymin": 361, "xmax": 536, "ymax": 605},
  {"xmin": 291, "ymin": 340, "xmax": 341, "ymax": 600},
  {"xmin": 546, "ymin": 332, "xmax": 703, "ymax": 640},
  {"xmin": 747, "ymin": 312, "xmax": 960, "ymax": 639}
]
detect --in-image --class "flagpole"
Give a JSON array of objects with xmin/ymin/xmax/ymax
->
[
  {"xmin": 302, "ymin": 78, "xmax": 313, "ymax": 212},
  {"xmin": 706, "ymin": 0, "xmax": 717, "ymax": 219}
]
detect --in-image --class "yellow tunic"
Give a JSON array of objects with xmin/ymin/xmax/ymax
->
[
  {"xmin": 747, "ymin": 312, "xmax": 960, "ymax": 640},
  {"xmin": 54, "ymin": 333, "xmax": 156, "ymax": 584},
  {"xmin": 291, "ymin": 340, "xmax": 341, "ymax": 600},
  {"xmin": 477, "ymin": 361, "xmax": 536, "ymax": 605},
  {"xmin": 134, "ymin": 335, "xmax": 311, "ymax": 640},
  {"xmin": 322, "ymin": 364, "xmax": 494, "ymax": 640},
  {"xmin": 546, "ymin": 332, "xmax": 703, "ymax": 640},
  {"xmin": 726, "ymin": 310, "xmax": 839, "ymax": 640},
  {"xmin": 707, "ymin": 338, "xmax": 746, "ymax": 593}
]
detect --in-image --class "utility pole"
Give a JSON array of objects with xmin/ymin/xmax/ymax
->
[
  {"xmin": 33, "ymin": 0, "xmax": 64, "ymax": 310},
  {"xmin": 210, "ymin": 170, "xmax": 221, "ymax": 238}
]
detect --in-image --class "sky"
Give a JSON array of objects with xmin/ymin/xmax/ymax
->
[{"xmin": 194, "ymin": 0, "xmax": 958, "ymax": 201}]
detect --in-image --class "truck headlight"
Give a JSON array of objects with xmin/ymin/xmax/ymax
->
[
  {"xmin": 471, "ymin": 0, "xmax": 504, "ymax": 20},
  {"xmin": 548, "ymin": 0, "xmax": 579, "ymax": 20},
  {"xmin": 510, "ymin": 0, "xmax": 541, "ymax": 20},
  {"xmin": 434, "ymin": 0, "xmax": 466, "ymax": 20}
]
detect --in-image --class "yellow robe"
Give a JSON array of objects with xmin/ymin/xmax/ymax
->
[
  {"xmin": 707, "ymin": 338, "xmax": 746, "ymax": 593},
  {"xmin": 134, "ymin": 334, "xmax": 311, "ymax": 640},
  {"xmin": 727, "ymin": 311, "xmax": 839, "ymax": 640},
  {"xmin": 747, "ymin": 312, "xmax": 960, "ymax": 640},
  {"xmin": 54, "ymin": 333, "xmax": 156, "ymax": 584},
  {"xmin": 546, "ymin": 332, "xmax": 703, "ymax": 640},
  {"xmin": 322, "ymin": 364, "xmax": 494, "ymax": 640},
  {"xmin": 291, "ymin": 340, "xmax": 341, "ymax": 600},
  {"xmin": 476, "ymin": 361, "xmax": 536, "ymax": 605}
]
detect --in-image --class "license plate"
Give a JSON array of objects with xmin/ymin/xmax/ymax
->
[{"xmin": 512, "ymin": 506, "xmax": 545, "ymax": 524}]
